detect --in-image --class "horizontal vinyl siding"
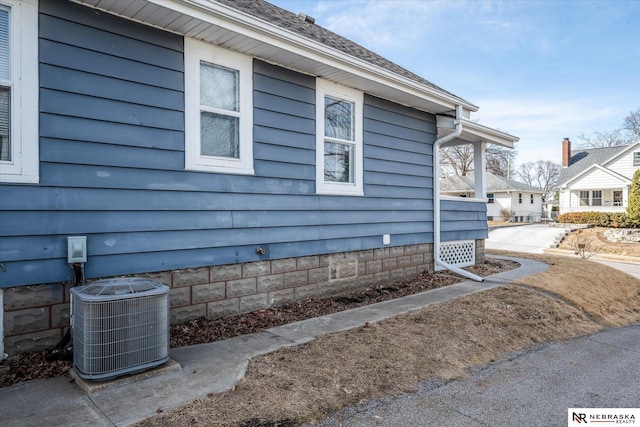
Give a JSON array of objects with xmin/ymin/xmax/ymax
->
[
  {"xmin": 571, "ymin": 168, "xmax": 628, "ymax": 189},
  {"xmin": 2, "ymin": 0, "xmax": 187, "ymax": 286},
  {"xmin": 1, "ymin": 0, "xmax": 440, "ymax": 287},
  {"xmin": 441, "ymin": 199, "xmax": 488, "ymax": 241}
]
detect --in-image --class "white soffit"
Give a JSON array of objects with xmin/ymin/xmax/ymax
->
[{"xmin": 72, "ymin": 0, "xmax": 476, "ymax": 115}]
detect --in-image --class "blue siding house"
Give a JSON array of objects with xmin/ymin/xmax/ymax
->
[{"xmin": 0, "ymin": 0, "xmax": 517, "ymax": 356}]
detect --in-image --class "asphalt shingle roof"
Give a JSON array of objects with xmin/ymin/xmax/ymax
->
[
  {"xmin": 558, "ymin": 145, "xmax": 629, "ymax": 185},
  {"xmin": 215, "ymin": 0, "xmax": 468, "ymax": 104},
  {"xmin": 441, "ymin": 172, "xmax": 544, "ymax": 193}
]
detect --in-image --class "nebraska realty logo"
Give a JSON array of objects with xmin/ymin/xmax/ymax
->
[{"xmin": 569, "ymin": 408, "xmax": 639, "ymax": 425}]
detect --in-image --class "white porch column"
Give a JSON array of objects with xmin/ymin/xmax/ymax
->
[
  {"xmin": 473, "ymin": 141, "xmax": 487, "ymax": 199},
  {"xmin": 623, "ymin": 186, "xmax": 629, "ymax": 208}
]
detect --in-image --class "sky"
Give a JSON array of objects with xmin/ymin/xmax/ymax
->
[{"xmin": 269, "ymin": 0, "xmax": 640, "ymax": 168}]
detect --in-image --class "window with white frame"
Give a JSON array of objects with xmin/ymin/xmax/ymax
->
[
  {"xmin": 316, "ymin": 79, "xmax": 363, "ymax": 196},
  {"xmin": 579, "ymin": 190, "xmax": 589, "ymax": 206},
  {"xmin": 613, "ymin": 190, "xmax": 623, "ymax": 206},
  {"xmin": 634, "ymin": 152, "xmax": 640, "ymax": 167},
  {"xmin": 0, "ymin": 0, "xmax": 38, "ymax": 183},
  {"xmin": 487, "ymin": 193, "xmax": 494, "ymax": 204},
  {"xmin": 184, "ymin": 38, "xmax": 253, "ymax": 175},
  {"xmin": 591, "ymin": 190, "xmax": 602, "ymax": 206}
]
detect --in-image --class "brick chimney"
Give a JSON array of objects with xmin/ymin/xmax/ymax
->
[{"xmin": 562, "ymin": 137, "xmax": 571, "ymax": 168}]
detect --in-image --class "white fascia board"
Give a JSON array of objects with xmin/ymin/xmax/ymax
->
[
  {"xmin": 144, "ymin": 0, "xmax": 477, "ymax": 113},
  {"xmin": 437, "ymin": 116, "xmax": 518, "ymax": 149},
  {"xmin": 459, "ymin": 118, "xmax": 519, "ymax": 148},
  {"xmin": 601, "ymin": 140, "xmax": 640, "ymax": 166},
  {"xmin": 440, "ymin": 195, "xmax": 486, "ymax": 203},
  {"xmin": 564, "ymin": 164, "xmax": 632, "ymax": 188}
]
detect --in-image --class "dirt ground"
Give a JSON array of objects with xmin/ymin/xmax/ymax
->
[
  {"xmin": 558, "ymin": 226, "xmax": 640, "ymax": 258},
  {"xmin": 137, "ymin": 253, "xmax": 640, "ymax": 427},
  {"xmin": 0, "ymin": 258, "xmax": 516, "ymax": 388}
]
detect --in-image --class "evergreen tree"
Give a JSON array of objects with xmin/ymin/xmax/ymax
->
[{"xmin": 627, "ymin": 169, "xmax": 640, "ymax": 225}]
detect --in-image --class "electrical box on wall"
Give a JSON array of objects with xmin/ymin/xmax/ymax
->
[{"xmin": 67, "ymin": 236, "xmax": 87, "ymax": 263}]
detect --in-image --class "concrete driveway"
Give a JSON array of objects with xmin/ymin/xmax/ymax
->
[
  {"xmin": 486, "ymin": 224, "xmax": 564, "ymax": 254},
  {"xmin": 486, "ymin": 224, "xmax": 640, "ymax": 280}
]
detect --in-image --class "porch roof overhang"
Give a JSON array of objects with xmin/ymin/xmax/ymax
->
[
  {"xmin": 72, "ymin": 0, "xmax": 478, "ymax": 116},
  {"xmin": 436, "ymin": 115, "xmax": 519, "ymax": 149}
]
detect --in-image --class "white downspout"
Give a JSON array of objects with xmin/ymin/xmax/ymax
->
[{"xmin": 433, "ymin": 105, "xmax": 484, "ymax": 282}]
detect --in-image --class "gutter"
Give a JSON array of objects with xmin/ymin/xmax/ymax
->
[{"xmin": 433, "ymin": 106, "xmax": 484, "ymax": 282}]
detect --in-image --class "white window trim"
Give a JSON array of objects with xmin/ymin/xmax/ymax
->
[
  {"xmin": 315, "ymin": 79, "xmax": 364, "ymax": 196},
  {"xmin": 184, "ymin": 38, "xmax": 253, "ymax": 175},
  {"xmin": 633, "ymin": 152, "xmax": 640, "ymax": 167},
  {"xmin": 0, "ymin": 0, "xmax": 38, "ymax": 183}
]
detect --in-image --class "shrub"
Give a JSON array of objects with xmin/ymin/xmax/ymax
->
[
  {"xmin": 557, "ymin": 211, "xmax": 638, "ymax": 228},
  {"xmin": 500, "ymin": 207, "xmax": 514, "ymax": 221},
  {"xmin": 628, "ymin": 169, "xmax": 640, "ymax": 224}
]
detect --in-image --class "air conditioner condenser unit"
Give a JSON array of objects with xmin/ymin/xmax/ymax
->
[{"xmin": 70, "ymin": 278, "xmax": 170, "ymax": 380}]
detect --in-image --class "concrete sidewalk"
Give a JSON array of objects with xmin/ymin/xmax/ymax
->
[{"xmin": 0, "ymin": 255, "xmax": 547, "ymax": 427}]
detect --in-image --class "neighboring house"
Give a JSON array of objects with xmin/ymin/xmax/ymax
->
[
  {"xmin": 0, "ymin": 0, "xmax": 517, "ymax": 356},
  {"xmin": 558, "ymin": 138, "xmax": 640, "ymax": 214},
  {"xmin": 441, "ymin": 172, "xmax": 544, "ymax": 222}
]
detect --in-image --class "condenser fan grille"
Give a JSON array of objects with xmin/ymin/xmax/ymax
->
[{"xmin": 71, "ymin": 278, "xmax": 170, "ymax": 380}]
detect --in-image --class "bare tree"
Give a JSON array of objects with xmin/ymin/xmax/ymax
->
[
  {"xmin": 486, "ymin": 144, "xmax": 517, "ymax": 178},
  {"xmin": 577, "ymin": 128, "xmax": 632, "ymax": 148},
  {"xmin": 623, "ymin": 107, "xmax": 640, "ymax": 139},
  {"xmin": 517, "ymin": 159, "xmax": 561, "ymax": 202},
  {"xmin": 577, "ymin": 107, "xmax": 640, "ymax": 148},
  {"xmin": 440, "ymin": 143, "xmax": 516, "ymax": 178},
  {"xmin": 517, "ymin": 162, "xmax": 536, "ymax": 187},
  {"xmin": 440, "ymin": 144, "xmax": 474, "ymax": 177}
]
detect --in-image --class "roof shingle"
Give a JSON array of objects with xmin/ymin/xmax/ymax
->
[
  {"xmin": 558, "ymin": 145, "xmax": 629, "ymax": 185},
  {"xmin": 215, "ymin": 0, "xmax": 467, "ymax": 103}
]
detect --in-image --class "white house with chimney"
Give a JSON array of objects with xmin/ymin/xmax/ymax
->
[{"xmin": 558, "ymin": 138, "xmax": 640, "ymax": 214}]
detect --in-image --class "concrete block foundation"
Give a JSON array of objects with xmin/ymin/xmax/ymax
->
[{"xmin": 1, "ymin": 242, "xmax": 484, "ymax": 356}]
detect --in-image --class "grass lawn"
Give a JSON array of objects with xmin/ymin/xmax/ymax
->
[{"xmin": 138, "ymin": 252, "xmax": 640, "ymax": 427}]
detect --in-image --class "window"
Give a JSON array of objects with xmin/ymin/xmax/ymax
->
[
  {"xmin": 530, "ymin": 194, "xmax": 534, "ymax": 204},
  {"xmin": 592, "ymin": 190, "xmax": 602, "ymax": 206},
  {"xmin": 316, "ymin": 79, "xmax": 363, "ymax": 196},
  {"xmin": 518, "ymin": 193, "xmax": 522, "ymax": 204},
  {"xmin": 613, "ymin": 190, "xmax": 623, "ymax": 207},
  {"xmin": 0, "ymin": 0, "xmax": 38, "ymax": 183},
  {"xmin": 184, "ymin": 38, "xmax": 253, "ymax": 175},
  {"xmin": 634, "ymin": 152, "xmax": 640, "ymax": 167},
  {"xmin": 487, "ymin": 193, "xmax": 494, "ymax": 204},
  {"xmin": 579, "ymin": 191, "xmax": 589, "ymax": 206}
]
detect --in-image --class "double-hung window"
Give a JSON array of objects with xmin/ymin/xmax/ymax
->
[
  {"xmin": 0, "ymin": 0, "xmax": 38, "ymax": 183},
  {"xmin": 184, "ymin": 38, "xmax": 253, "ymax": 175},
  {"xmin": 316, "ymin": 79, "xmax": 363, "ymax": 196},
  {"xmin": 487, "ymin": 193, "xmax": 494, "ymax": 204},
  {"xmin": 579, "ymin": 190, "xmax": 589, "ymax": 206},
  {"xmin": 634, "ymin": 152, "xmax": 640, "ymax": 167},
  {"xmin": 591, "ymin": 190, "xmax": 602, "ymax": 206}
]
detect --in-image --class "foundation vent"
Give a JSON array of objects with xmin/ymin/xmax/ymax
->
[{"xmin": 439, "ymin": 240, "xmax": 475, "ymax": 267}]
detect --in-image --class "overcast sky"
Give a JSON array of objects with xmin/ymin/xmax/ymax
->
[{"xmin": 269, "ymin": 0, "xmax": 640, "ymax": 168}]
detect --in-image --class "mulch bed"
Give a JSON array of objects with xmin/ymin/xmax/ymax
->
[{"xmin": 0, "ymin": 258, "xmax": 518, "ymax": 389}]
